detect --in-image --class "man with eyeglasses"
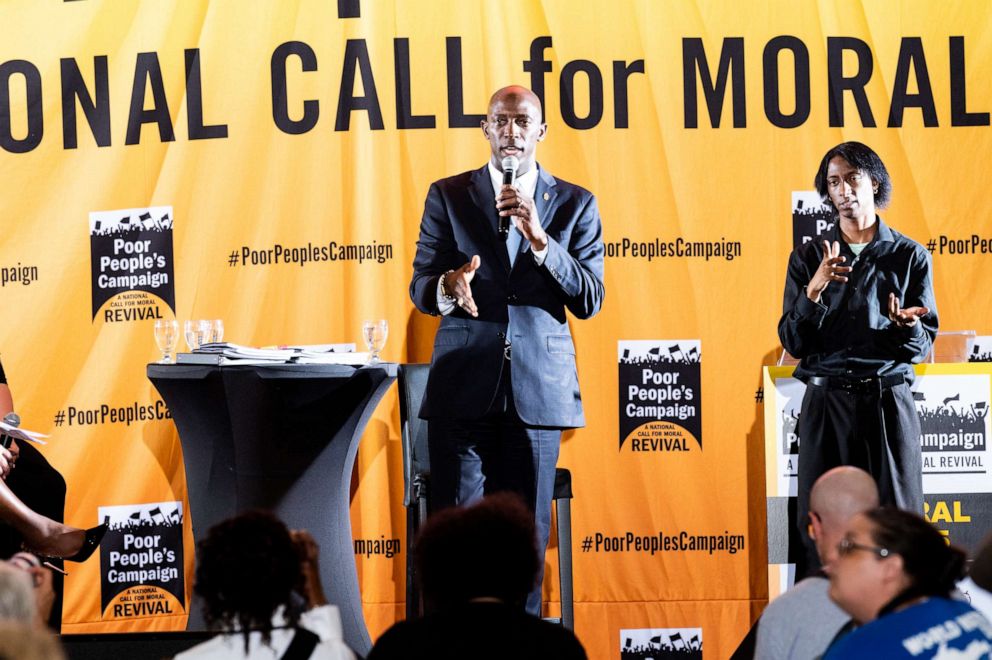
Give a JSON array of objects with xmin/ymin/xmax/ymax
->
[
  {"xmin": 778, "ymin": 142, "xmax": 937, "ymax": 577},
  {"xmin": 754, "ymin": 466, "xmax": 879, "ymax": 660}
]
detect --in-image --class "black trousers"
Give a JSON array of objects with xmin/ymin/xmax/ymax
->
[
  {"xmin": 795, "ymin": 380, "xmax": 923, "ymax": 575},
  {"xmin": 427, "ymin": 360, "xmax": 561, "ymax": 617}
]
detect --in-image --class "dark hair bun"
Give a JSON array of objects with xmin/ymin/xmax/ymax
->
[{"xmin": 866, "ymin": 507, "xmax": 967, "ymax": 598}]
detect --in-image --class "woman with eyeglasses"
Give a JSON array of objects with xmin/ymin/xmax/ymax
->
[{"xmin": 824, "ymin": 507, "xmax": 992, "ymax": 659}]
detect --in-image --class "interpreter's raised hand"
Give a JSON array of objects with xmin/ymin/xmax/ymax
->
[
  {"xmin": 444, "ymin": 255, "xmax": 481, "ymax": 317},
  {"xmin": 496, "ymin": 184, "xmax": 547, "ymax": 250},
  {"xmin": 888, "ymin": 293, "xmax": 930, "ymax": 328},
  {"xmin": 807, "ymin": 240, "xmax": 853, "ymax": 303}
]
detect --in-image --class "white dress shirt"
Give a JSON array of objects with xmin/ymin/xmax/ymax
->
[
  {"xmin": 436, "ymin": 162, "xmax": 547, "ymax": 314},
  {"xmin": 175, "ymin": 605, "xmax": 355, "ymax": 660}
]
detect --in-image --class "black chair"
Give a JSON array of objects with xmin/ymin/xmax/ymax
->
[
  {"xmin": 397, "ymin": 363, "xmax": 575, "ymax": 629},
  {"xmin": 550, "ymin": 467, "xmax": 574, "ymax": 630},
  {"xmin": 397, "ymin": 363, "xmax": 431, "ymax": 620}
]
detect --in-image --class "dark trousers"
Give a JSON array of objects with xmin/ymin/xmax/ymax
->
[
  {"xmin": 427, "ymin": 361, "xmax": 561, "ymax": 617},
  {"xmin": 795, "ymin": 381, "xmax": 923, "ymax": 576}
]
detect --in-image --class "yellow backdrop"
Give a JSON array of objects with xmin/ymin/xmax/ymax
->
[{"xmin": 1, "ymin": 1, "xmax": 991, "ymax": 657}]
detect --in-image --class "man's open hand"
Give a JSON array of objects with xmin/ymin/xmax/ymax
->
[{"xmin": 444, "ymin": 255, "xmax": 481, "ymax": 317}]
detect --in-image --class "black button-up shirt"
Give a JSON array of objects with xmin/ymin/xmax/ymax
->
[{"xmin": 778, "ymin": 217, "xmax": 938, "ymax": 383}]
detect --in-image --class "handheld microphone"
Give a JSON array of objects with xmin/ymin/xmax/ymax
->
[
  {"xmin": 1, "ymin": 412, "xmax": 20, "ymax": 449},
  {"xmin": 498, "ymin": 156, "xmax": 520, "ymax": 238}
]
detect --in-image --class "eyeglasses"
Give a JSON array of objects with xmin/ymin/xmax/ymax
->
[{"xmin": 837, "ymin": 537, "xmax": 890, "ymax": 559}]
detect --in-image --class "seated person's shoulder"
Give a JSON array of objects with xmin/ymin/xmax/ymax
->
[
  {"xmin": 368, "ymin": 609, "xmax": 586, "ymax": 660},
  {"xmin": 366, "ymin": 618, "xmax": 427, "ymax": 659},
  {"xmin": 541, "ymin": 622, "xmax": 586, "ymax": 659}
]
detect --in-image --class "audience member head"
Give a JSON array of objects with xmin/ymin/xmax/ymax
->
[
  {"xmin": 0, "ymin": 621, "xmax": 65, "ymax": 660},
  {"xmin": 808, "ymin": 466, "xmax": 879, "ymax": 569},
  {"xmin": 970, "ymin": 531, "xmax": 992, "ymax": 593},
  {"xmin": 829, "ymin": 507, "xmax": 966, "ymax": 624},
  {"xmin": 415, "ymin": 493, "xmax": 539, "ymax": 612},
  {"xmin": 0, "ymin": 560, "xmax": 34, "ymax": 624},
  {"xmin": 5, "ymin": 553, "xmax": 54, "ymax": 628},
  {"xmin": 194, "ymin": 511, "xmax": 304, "ymax": 650}
]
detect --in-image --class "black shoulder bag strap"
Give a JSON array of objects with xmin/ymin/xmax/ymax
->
[{"xmin": 280, "ymin": 627, "xmax": 320, "ymax": 660}]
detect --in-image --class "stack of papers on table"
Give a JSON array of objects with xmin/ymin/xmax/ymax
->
[
  {"xmin": 177, "ymin": 343, "xmax": 294, "ymax": 364},
  {"xmin": 197, "ymin": 343, "xmax": 298, "ymax": 361},
  {"xmin": 280, "ymin": 343, "xmax": 366, "ymax": 364},
  {"xmin": 176, "ymin": 343, "xmax": 369, "ymax": 366},
  {"xmin": 292, "ymin": 351, "xmax": 369, "ymax": 365}
]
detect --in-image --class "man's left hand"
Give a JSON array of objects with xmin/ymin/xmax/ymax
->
[
  {"xmin": 496, "ymin": 184, "xmax": 547, "ymax": 251},
  {"xmin": 888, "ymin": 292, "xmax": 930, "ymax": 328}
]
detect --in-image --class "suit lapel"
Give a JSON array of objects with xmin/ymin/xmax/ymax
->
[
  {"xmin": 467, "ymin": 166, "xmax": 511, "ymax": 274},
  {"xmin": 511, "ymin": 166, "xmax": 559, "ymax": 271},
  {"xmin": 535, "ymin": 166, "xmax": 559, "ymax": 233}
]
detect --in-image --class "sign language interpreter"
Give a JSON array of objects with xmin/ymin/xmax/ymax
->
[{"xmin": 778, "ymin": 141, "xmax": 937, "ymax": 578}]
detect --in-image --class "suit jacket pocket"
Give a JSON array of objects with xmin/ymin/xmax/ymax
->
[
  {"xmin": 435, "ymin": 326, "xmax": 470, "ymax": 347},
  {"xmin": 546, "ymin": 334, "xmax": 575, "ymax": 355}
]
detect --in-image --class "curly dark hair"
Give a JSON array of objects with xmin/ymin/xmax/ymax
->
[
  {"xmin": 194, "ymin": 510, "xmax": 304, "ymax": 652},
  {"xmin": 864, "ymin": 507, "xmax": 966, "ymax": 611},
  {"xmin": 415, "ymin": 493, "xmax": 539, "ymax": 611},
  {"xmin": 814, "ymin": 141, "xmax": 892, "ymax": 211}
]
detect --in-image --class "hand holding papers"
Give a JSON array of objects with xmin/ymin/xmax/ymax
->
[{"xmin": 0, "ymin": 419, "xmax": 48, "ymax": 446}]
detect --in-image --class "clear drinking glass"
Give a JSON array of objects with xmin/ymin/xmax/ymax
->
[
  {"xmin": 154, "ymin": 320, "xmax": 179, "ymax": 363},
  {"xmin": 210, "ymin": 319, "xmax": 224, "ymax": 344},
  {"xmin": 195, "ymin": 320, "xmax": 212, "ymax": 349},
  {"xmin": 362, "ymin": 319, "xmax": 388, "ymax": 364},
  {"xmin": 183, "ymin": 320, "xmax": 198, "ymax": 351},
  {"xmin": 184, "ymin": 320, "xmax": 211, "ymax": 351}
]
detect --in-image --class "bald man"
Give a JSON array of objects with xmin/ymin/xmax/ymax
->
[
  {"xmin": 754, "ymin": 467, "xmax": 879, "ymax": 659},
  {"xmin": 410, "ymin": 85, "xmax": 605, "ymax": 616}
]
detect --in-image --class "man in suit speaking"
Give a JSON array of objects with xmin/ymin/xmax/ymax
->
[{"xmin": 410, "ymin": 85, "xmax": 605, "ymax": 615}]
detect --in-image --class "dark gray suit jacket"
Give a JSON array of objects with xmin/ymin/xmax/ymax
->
[{"xmin": 410, "ymin": 164, "xmax": 605, "ymax": 428}]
